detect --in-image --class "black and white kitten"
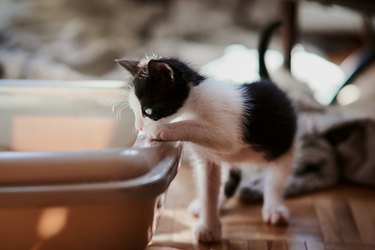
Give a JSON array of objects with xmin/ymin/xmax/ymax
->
[{"xmin": 117, "ymin": 21, "xmax": 297, "ymax": 243}]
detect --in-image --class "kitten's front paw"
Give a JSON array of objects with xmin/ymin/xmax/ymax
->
[
  {"xmin": 188, "ymin": 199, "xmax": 200, "ymax": 217},
  {"xmin": 262, "ymin": 203, "xmax": 290, "ymax": 225},
  {"xmin": 146, "ymin": 123, "xmax": 168, "ymax": 142},
  {"xmin": 194, "ymin": 222, "xmax": 222, "ymax": 243}
]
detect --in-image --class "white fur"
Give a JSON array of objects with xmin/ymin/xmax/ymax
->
[
  {"xmin": 128, "ymin": 88, "xmax": 144, "ymax": 131},
  {"xmin": 128, "ymin": 77, "xmax": 295, "ymax": 243}
]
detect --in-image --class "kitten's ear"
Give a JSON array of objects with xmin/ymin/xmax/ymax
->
[
  {"xmin": 116, "ymin": 59, "xmax": 139, "ymax": 77},
  {"xmin": 148, "ymin": 60, "xmax": 174, "ymax": 83}
]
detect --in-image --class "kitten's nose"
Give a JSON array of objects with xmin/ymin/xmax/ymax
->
[{"xmin": 135, "ymin": 119, "xmax": 144, "ymax": 131}]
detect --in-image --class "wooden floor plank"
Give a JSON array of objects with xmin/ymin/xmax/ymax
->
[
  {"xmin": 350, "ymin": 200, "xmax": 375, "ymax": 244},
  {"xmin": 287, "ymin": 240, "xmax": 307, "ymax": 250},
  {"xmin": 369, "ymin": 201, "xmax": 375, "ymax": 244},
  {"xmin": 148, "ymin": 165, "xmax": 375, "ymax": 250},
  {"xmin": 268, "ymin": 240, "xmax": 288, "ymax": 250},
  {"xmin": 305, "ymin": 241, "xmax": 325, "ymax": 250},
  {"xmin": 247, "ymin": 240, "xmax": 267, "ymax": 250},
  {"xmin": 325, "ymin": 242, "xmax": 375, "ymax": 250},
  {"xmin": 334, "ymin": 200, "xmax": 361, "ymax": 243},
  {"xmin": 154, "ymin": 209, "xmax": 174, "ymax": 236},
  {"xmin": 286, "ymin": 197, "xmax": 323, "ymax": 242},
  {"xmin": 149, "ymin": 240, "xmax": 210, "ymax": 250},
  {"xmin": 210, "ymin": 240, "xmax": 249, "ymax": 250},
  {"xmin": 227, "ymin": 240, "xmax": 248, "ymax": 250},
  {"xmin": 172, "ymin": 209, "xmax": 195, "ymax": 243},
  {"xmin": 315, "ymin": 199, "xmax": 342, "ymax": 243}
]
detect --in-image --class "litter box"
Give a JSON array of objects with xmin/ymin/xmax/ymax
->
[{"xmin": 0, "ymin": 80, "xmax": 182, "ymax": 250}]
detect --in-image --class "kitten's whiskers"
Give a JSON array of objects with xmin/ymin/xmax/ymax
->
[{"xmin": 111, "ymin": 97, "xmax": 129, "ymax": 119}]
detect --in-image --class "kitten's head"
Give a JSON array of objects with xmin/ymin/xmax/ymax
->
[{"xmin": 117, "ymin": 56, "xmax": 204, "ymax": 131}]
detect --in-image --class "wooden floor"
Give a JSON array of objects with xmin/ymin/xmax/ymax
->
[{"xmin": 148, "ymin": 165, "xmax": 375, "ymax": 250}]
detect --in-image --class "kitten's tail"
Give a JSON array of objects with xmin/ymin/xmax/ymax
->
[{"xmin": 258, "ymin": 21, "xmax": 282, "ymax": 80}]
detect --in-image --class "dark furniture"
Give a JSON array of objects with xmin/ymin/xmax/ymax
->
[{"xmin": 280, "ymin": 0, "xmax": 375, "ymax": 105}]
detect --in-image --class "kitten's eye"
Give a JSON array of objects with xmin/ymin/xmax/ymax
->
[
  {"xmin": 141, "ymin": 106, "xmax": 153, "ymax": 118},
  {"xmin": 144, "ymin": 108, "xmax": 152, "ymax": 115}
]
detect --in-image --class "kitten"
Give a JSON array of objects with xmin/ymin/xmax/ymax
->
[{"xmin": 117, "ymin": 21, "xmax": 297, "ymax": 243}]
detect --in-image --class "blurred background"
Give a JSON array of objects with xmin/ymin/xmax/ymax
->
[
  {"xmin": 0, "ymin": 0, "xmax": 368, "ymax": 77},
  {"xmin": 1, "ymin": 0, "xmax": 375, "ymax": 108}
]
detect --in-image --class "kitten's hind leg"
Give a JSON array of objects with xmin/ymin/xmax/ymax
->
[
  {"xmin": 262, "ymin": 150, "xmax": 294, "ymax": 225},
  {"xmin": 193, "ymin": 160, "xmax": 222, "ymax": 243},
  {"xmin": 220, "ymin": 164, "xmax": 241, "ymax": 210},
  {"xmin": 189, "ymin": 164, "xmax": 240, "ymax": 217}
]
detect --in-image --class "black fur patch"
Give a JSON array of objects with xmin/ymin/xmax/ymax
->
[
  {"xmin": 258, "ymin": 21, "xmax": 282, "ymax": 80},
  {"xmin": 157, "ymin": 58, "xmax": 206, "ymax": 86},
  {"xmin": 132, "ymin": 58, "xmax": 205, "ymax": 121},
  {"xmin": 240, "ymin": 80, "xmax": 297, "ymax": 160},
  {"xmin": 224, "ymin": 169, "xmax": 242, "ymax": 198}
]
